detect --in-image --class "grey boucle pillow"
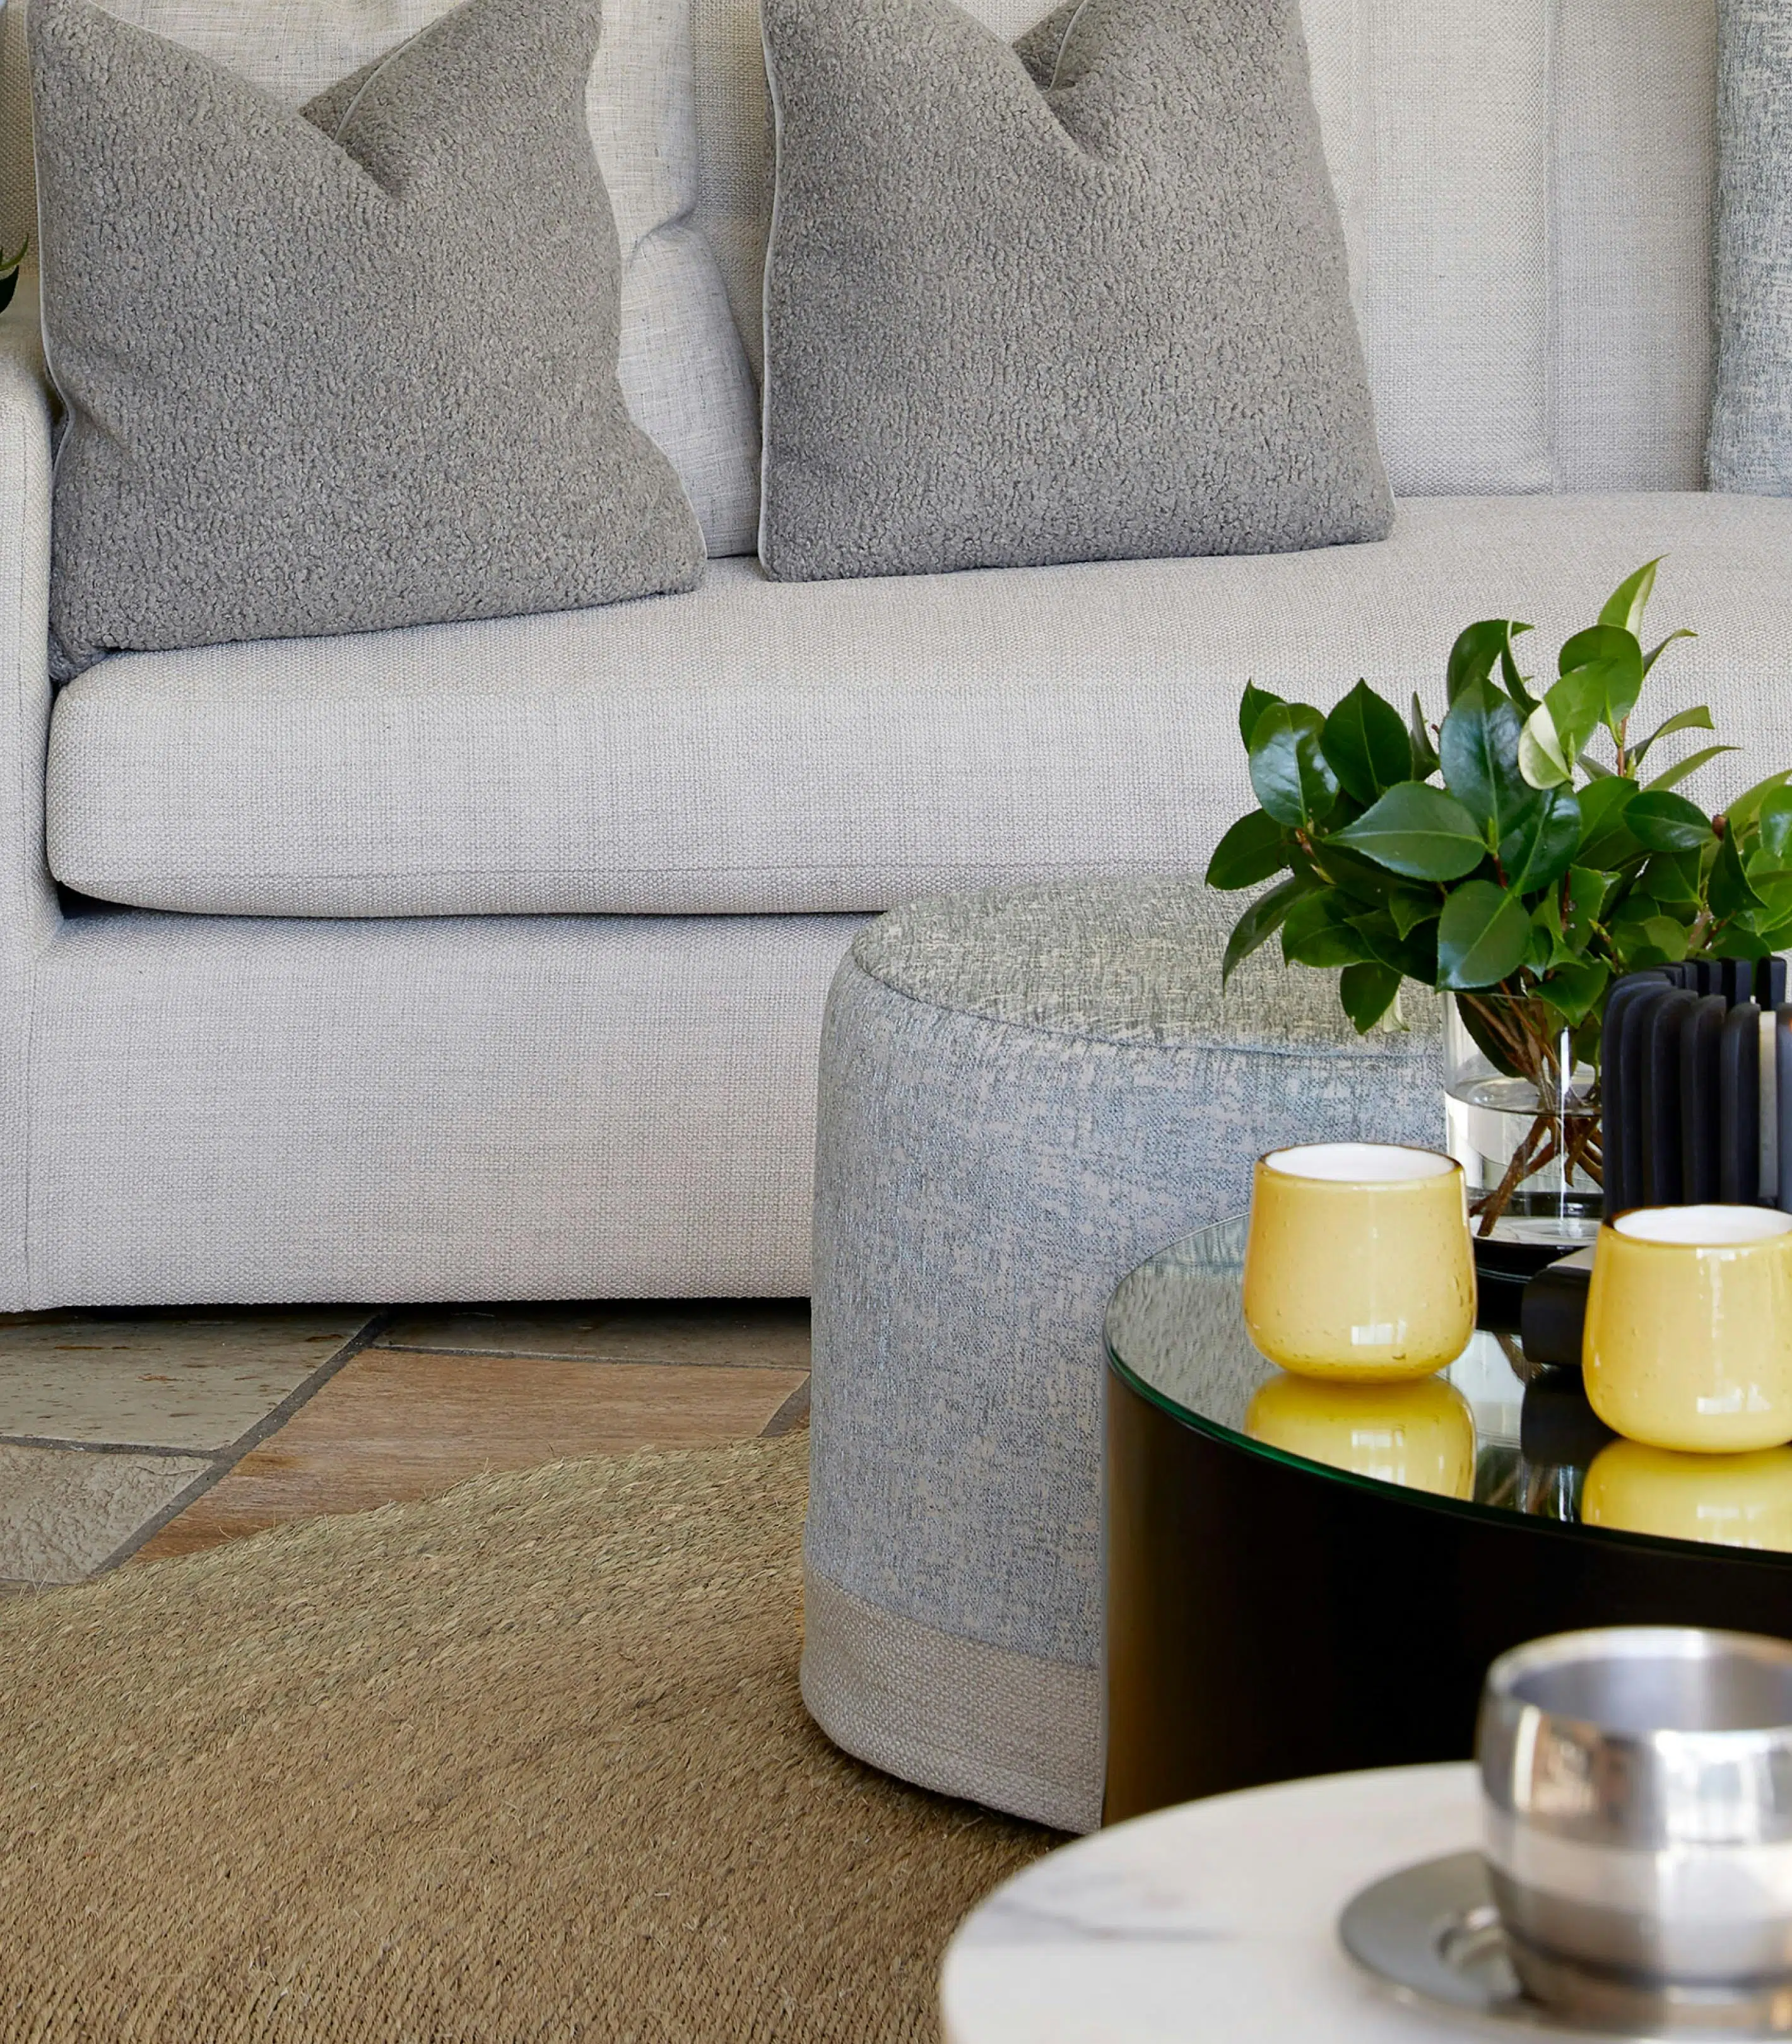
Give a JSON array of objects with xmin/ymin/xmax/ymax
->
[
  {"xmin": 758, "ymin": 0, "xmax": 1393, "ymax": 583},
  {"xmin": 32, "ymin": 0, "xmax": 705, "ymax": 678},
  {"xmin": 1708, "ymin": 0, "xmax": 1792, "ymax": 493}
]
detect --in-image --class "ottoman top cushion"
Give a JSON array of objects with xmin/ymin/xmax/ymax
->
[{"xmin": 851, "ymin": 881, "xmax": 1444, "ymax": 1052}]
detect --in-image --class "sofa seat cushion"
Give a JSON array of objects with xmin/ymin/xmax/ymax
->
[{"xmin": 45, "ymin": 493, "xmax": 1792, "ymax": 919}]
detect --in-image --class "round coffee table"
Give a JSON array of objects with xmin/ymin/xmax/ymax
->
[
  {"xmin": 941, "ymin": 1761, "xmax": 1478, "ymax": 2043},
  {"xmin": 1102, "ymin": 1216, "xmax": 1792, "ymax": 1825}
]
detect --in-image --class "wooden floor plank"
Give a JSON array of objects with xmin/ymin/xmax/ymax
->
[{"xmin": 132, "ymin": 1349, "xmax": 808, "ymax": 1563}]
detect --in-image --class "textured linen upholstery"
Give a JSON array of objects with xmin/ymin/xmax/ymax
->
[
  {"xmin": 13, "ymin": 907, "xmax": 858, "ymax": 1309},
  {"xmin": 692, "ymin": 0, "xmax": 1716, "ymax": 495},
  {"xmin": 1, "ymin": 0, "xmax": 760, "ymax": 556},
  {"xmin": 1552, "ymin": 0, "xmax": 1715, "ymax": 493},
  {"xmin": 1297, "ymin": 0, "xmax": 1549, "ymax": 495},
  {"xmin": 0, "ymin": 281, "xmax": 851, "ymax": 1313},
  {"xmin": 47, "ymin": 495, "xmax": 1792, "ymax": 919},
  {"xmin": 1709, "ymin": 0, "xmax": 1792, "ymax": 493},
  {"xmin": 0, "ymin": 296, "xmax": 57, "ymax": 1320},
  {"xmin": 804, "ymin": 880, "xmax": 1444, "ymax": 1831}
]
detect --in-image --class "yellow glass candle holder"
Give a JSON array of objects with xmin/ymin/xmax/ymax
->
[
  {"xmin": 1583, "ymin": 1205, "xmax": 1792, "ymax": 1454},
  {"xmin": 1245, "ymin": 1371, "xmax": 1476, "ymax": 1498},
  {"xmin": 1583, "ymin": 1439, "xmax": 1792, "ymax": 1552},
  {"xmin": 1241, "ymin": 1142, "xmax": 1475, "ymax": 1382}
]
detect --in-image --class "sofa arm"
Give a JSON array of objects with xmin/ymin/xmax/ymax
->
[{"xmin": 0, "ymin": 278, "xmax": 62, "ymax": 960}]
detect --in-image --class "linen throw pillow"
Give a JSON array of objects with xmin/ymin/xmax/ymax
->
[
  {"xmin": 32, "ymin": 0, "xmax": 706, "ymax": 678},
  {"xmin": 758, "ymin": 0, "xmax": 1393, "ymax": 582},
  {"xmin": 1708, "ymin": 0, "xmax": 1792, "ymax": 493}
]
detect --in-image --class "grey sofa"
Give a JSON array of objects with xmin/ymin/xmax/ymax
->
[{"xmin": 0, "ymin": 0, "xmax": 1787, "ymax": 1310}]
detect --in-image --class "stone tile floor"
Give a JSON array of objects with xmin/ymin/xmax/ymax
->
[{"xmin": 0, "ymin": 1300, "xmax": 810, "ymax": 1589}]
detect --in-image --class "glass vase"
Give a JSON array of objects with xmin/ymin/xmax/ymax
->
[{"xmin": 1443, "ymin": 994, "xmax": 1602, "ymax": 1246}]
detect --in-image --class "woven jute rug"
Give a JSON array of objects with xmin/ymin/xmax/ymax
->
[{"xmin": 0, "ymin": 1433, "xmax": 1055, "ymax": 2041}]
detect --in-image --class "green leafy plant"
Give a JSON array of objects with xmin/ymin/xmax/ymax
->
[
  {"xmin": 1207, "ymin": 560, "xmax": 1792, "ymax": 1231},
  {"xmin": 0, "ymin": 235, "xmax": 25, "ymax": 319}
]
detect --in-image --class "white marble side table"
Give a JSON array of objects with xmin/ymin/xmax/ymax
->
[{"xmin": 941, "ymin": 1762, "xmax": 1490, "ymax": 2044}]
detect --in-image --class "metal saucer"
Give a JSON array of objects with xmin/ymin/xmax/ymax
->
[{"xmin": 1339, "ymin": 1853, "xmax": 1792, "ymax": 2041}]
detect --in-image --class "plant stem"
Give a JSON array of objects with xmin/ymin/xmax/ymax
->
[
  {"xmin": 1472, "ymin": 1112, "xmax": 1552, "ymax": 1237},
  {"xmin": 1458, "ymin": 991, "xmax": 1603, "ymax": 1235}
]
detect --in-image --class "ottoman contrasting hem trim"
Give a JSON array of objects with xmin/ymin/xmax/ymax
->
[{"xmin": 800, "ymin": 1564, "xmax": 1102, "ymax": 1835}]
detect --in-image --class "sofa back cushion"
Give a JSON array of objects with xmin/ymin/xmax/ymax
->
[
  {"xmin": 693, "ymin": 0, "xmax": 1718, "ymax": 498},
  {"xmin": 0, "ymin": 0, "xmax": 762, "ymax": 556}
]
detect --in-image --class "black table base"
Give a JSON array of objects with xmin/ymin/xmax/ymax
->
[{"xmin": 1104, "ymin": 1366, "xmax": 1792, "ymax": 1826}]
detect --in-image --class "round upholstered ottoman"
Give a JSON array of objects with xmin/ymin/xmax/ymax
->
[{"xmin": 801, "ymin": 879, "xmax": 1443, "ymax": 1835}]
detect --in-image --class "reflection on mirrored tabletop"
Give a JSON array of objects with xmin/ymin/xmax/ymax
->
[{"xmin": 1104, "ymin": 1216, "xmax": 1792, "ymax": 1557}]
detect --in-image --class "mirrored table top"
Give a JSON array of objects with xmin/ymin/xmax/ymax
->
[{"xmin": 1104, "ymin": 1216, "xmax": 1792, "ymax": 1563}]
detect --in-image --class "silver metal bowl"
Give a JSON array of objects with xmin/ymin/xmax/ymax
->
[{"xmin": 1478, "ymin": 1627, "xmax": 1792, "ymax": 2029}]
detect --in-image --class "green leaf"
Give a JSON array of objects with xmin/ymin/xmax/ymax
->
[
  {"xmin": 1710, "ymin": 827, "xmax": 1765, "ymax": 922},
  {"xmin": 1558, "ymin": 625, "xmax": 1647, "ymax": 733},
  {"xmin": 1526, "ymin": 905, "xmax": 1556, "ymax": 973},
  {"xmin": 1564, "ymin": 866, "xmax": 1606, "ymax": 944},
  {"xmin": 1239, "ymin": 683, "xmax": 1285, "ymax": 750},
  {"xmin": 1598, "ymin": 558, "xmax": 1661, "ymax": 637},
  {"xmin": 1644, "ymin": 744, "xmax": 1738, "ymax": 794},
  {"xmin": 1536, "ymin": 957, "xmax": 1612, "ymax": 1030},
  {"xmin": 1518, "ymin": 704, "xmax": 1572, "ymax": 789},
  {"xmin": 1499, "ymin": 629, "xmax": 1540, "ymax": 718},
  {"xmin": 1749, "ymin": 876, "xmax": 1792, "ymax": 929},
  {"xmin": 1541, "ymin": 667, "xmax": 1608, "ymax": 766},
  {"xmin": 1321, "ymin": 681, "xmax": 1412, "ymax": 805},
  {"xmin": 1248, "ymin": 703, "xmax": 1339, "ymax": 829},
  {"xmin": 1350, "ymin": 910, "xmax": 1438, "ymax": 983},
  {"xmin": 1641, "ymin": 628, "xmax": 1696, "ymax": 677},
  {"xmin": 1715, "ymin": 929, "xmax": 1778, "ymax": 961},
  {"xmin": 1281, "ymin": 891, "xmax": 1374, "ymax": 968},
  {"xmin": 1408, "ymin": 694, "xmax": 1440, "ymax": 780},
  {"xmin": 1329, "ymin": 782, "xmax": 1488, "ymax": 882},
  {"xmin": 1339, "ymin": 961, "xmax": 1402, "ymax": 1035},
  {"xmin": 1576, "ymin": 776, "xmax": 1638, "ymax": 836},
  {"xmin": 1499, "ymin": 787, "xmax": 1581, "ymax": 893},
  {"xmin": 1205, "ymin": 811, "xmax": 1290, "ymax": 891},
  {"xmin": 1303, "ymin": 841, "xmax": 1398, "ymax": 905},
  {"xmin": 1387, "ymin": 886, "xmax": 1441, "ymax": 939},
  {"xmin": 1447, "ymin": 619, "xmax": 1532, "ymax": 706},
  {"xmin": 1724, "ymin": 769, "xmax": 1792, "ymax": 835},
  {"xmin": 1439, "ymin": 680, "xmax": 1540, "ymax": 844},
  {"xmin": 1574, "ymin": 778, "xmax": 1641, "ymax": 869},
  {"xmin": 1760, "ymin": 787, "xmax": 1792, "ymax": 866},
  {"xmin": 1612, "ymin": 913, "xmax": 1691, "ymax": 966},
  {"xmin": 1578, "ymin": 752, "xmax": 1615, "ymax": 780},
  {"xmin": 1530, "ymin": 882, "xmax": 1566, "ymax": 955},
  {"xmin": 1625, "ymin": 789, "xmax": 1713, "ymax": 854},
  {"xmin": 1222, "ymin": 875, "xmax": 1312, "ymax": 982},
  {"xmin": 1636, "ymin": 849, "xmax": 1701, "ymax": 908},
  {"xmin": 1438, "ymin": 880, "xmax": 1533, "ymax": 990},
  {"xmin": 1631, "ymin": 703, "xmax": 1714, "ymax": 766}
]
